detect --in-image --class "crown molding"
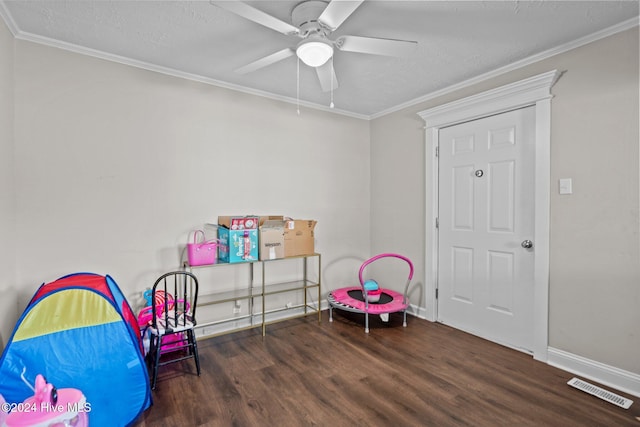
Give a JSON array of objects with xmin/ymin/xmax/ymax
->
[
  {"xmin": 0, "ymin": 1, "xmax": 19, "ymax": 36},
  {"xmin": 371, "ymin": 16, "xmax": 639, "ymax": 120},
  {"xmin": 1, "ymin": 2, "xmax": 636, "ymax": 122},
  {"xmin": 1, "ymin": 17, "xmax": 368, "ymax": 121}
]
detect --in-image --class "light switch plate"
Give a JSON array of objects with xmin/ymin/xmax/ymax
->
[{"xmin": 559, "ymin": 178, "xmax": 573, "ymax": 195}]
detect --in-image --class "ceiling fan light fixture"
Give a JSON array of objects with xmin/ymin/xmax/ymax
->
[{"xmin": 296, "ymin": 38, "xmax": 333, "ymax": 67}]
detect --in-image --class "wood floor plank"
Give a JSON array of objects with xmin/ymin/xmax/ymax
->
[{"xmin": 133, "ymin": 311, "xmax": 640, "ymax": 426}]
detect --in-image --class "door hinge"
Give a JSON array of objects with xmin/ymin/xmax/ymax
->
[
  {"xmin": 435, "ymin": 217, "xmax": 439, "ymax": 228},
  {"xmin": 435, "ymin": 288, "xmax": 438, "ymax": 299},
  {"xmin": 435, "ymin": 146, "xmax": 439, "ymax": 157}
]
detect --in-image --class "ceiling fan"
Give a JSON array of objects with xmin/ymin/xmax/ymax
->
[{"xmin": 210, "ymin": 0, "xmax": 417, "ymax": 92}]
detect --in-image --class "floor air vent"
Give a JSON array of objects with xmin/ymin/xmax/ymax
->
[{"xmin": 567, "ymin": 377, "xmax": 633, "ymax": 409}]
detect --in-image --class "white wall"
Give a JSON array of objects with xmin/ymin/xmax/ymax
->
[
  {"xmin": 9, "ymin": 40, "xmax": 370, "ymax": 330},
  {"xmin": 547, "ymin": 29, "xmax": 639, "ymax": 373},
  {"xmin": 0, "ymin": 15, "xmax": 16, "ymax": 349},
  {"xmin": 369, "ymin": 111, "xmax": 426, "ymax": 309},
  {"xmin": 370, "ymin": 27, "xmax": 640, "ymax": 375}
]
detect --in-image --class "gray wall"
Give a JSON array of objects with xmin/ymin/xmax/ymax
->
[
  {"xmin": 0, "ymin": 14, "xmax": 16, "ymax": 348},
  {"xmin": 370, "ymin": 27, "xmax": 639, "ymax": 375},
  {"xmin": 2, "ymin": 33, "xmax": 371, "ymax": 345}
]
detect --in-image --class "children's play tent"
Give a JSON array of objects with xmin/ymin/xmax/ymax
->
[{"xmin": 0, "ymin": 273, "xmax": 152, "ymax": 426}]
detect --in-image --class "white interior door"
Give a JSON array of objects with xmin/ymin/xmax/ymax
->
[{"xmin": 437, "ymin": 106, "xmax": 535, "ymax": 353}]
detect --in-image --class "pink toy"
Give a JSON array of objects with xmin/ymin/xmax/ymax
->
[
  {"xmin": 4, "ymin": 370, "xmax": 88, "ymax": 427},
  {"xmin": 327, "ymin": 253, "xmax": 414, "ymax": 333},
  {"xmin": 137, "ymin": 297, "xmax": 191, "ymax": 355}
]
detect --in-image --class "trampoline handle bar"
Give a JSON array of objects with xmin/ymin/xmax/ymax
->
[{"xmin": 358, "ymin": 253, "xmax": 414, "ymax": 285}]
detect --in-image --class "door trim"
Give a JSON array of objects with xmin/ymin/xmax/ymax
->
[{"xmin": 418, "ymin": 70, "xmax": 561, "ymax": 362}]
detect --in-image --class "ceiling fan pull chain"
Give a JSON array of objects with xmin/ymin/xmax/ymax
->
[
  {"xmin": 296, "ymin": 56, "xmax": 301, "ymax": 115},
  {"xmin": 330, "ymin": 57, "xmax": 335, "ymax": 109}
]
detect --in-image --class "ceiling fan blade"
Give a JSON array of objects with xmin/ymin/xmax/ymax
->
[
  {"xmin": 335, "ymin": 35, "xmax": 417, "ymax": 56},
  {"xmin": 317, "ymin": 0, "xmax": 365, "ymax": 31},
  {"xmin": 210, "ymin": 1, "xmax": 299, "ymax": 36},
  {"xmin": 315, "ymin": 61, "xmax": 339, "ymax": 92},
  {"xmin": 235, "ymin": 48, "xmax": 296, "ymax": 74}
]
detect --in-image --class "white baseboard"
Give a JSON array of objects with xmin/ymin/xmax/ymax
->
[
  {"xmin": 408, "ymin": 303, "xmax": 428, "ymax": 320},
  {"xmin": 548, "ymin": 347, "xmax": 640, "ymax": 399}
]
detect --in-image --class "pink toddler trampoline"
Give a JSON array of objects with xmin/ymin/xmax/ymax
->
[{"xmin": 328, "ymin": 253, "xmax": 414, "ymax": 333}]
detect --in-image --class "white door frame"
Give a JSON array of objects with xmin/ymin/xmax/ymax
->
[{"xmin": 418, "ymin": 70, "xmax": 561, "ymax": 362}]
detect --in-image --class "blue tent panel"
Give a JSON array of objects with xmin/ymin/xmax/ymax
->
[{"xmin": 0, "ymin": 274, "xmax": 152, "ymax": 427}]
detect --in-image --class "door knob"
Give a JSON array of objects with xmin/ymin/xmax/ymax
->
[{"xmin": 521, "ymin": 240, "xmax": 533, "ymax": 249}]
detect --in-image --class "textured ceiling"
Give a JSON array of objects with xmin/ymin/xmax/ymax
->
[{"xmin": 1, "ymin": 1, "xmax": 638, "ymax": 118}]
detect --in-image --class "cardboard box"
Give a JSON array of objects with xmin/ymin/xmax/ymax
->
[
  {"xmin": 283, "ymin": 219, "xmax": 317, "ymax": 257},
  {"xmin": 218, "ymin": 216, "xmax": 259, "ymax": 231},
  {"xmin": 259, "ymin": 215, "xmax": 285, "ymax": 225},
  {"xmin": 218, "ymin": 227, "xmax": 258, "ymax": 263},
  {"xmin": 217, "ymin": 216, "xmax": 259, "ymax": 263},
  {"xmin": 259, "ymin": 220, "xmax": 286, "ymax": 260}
]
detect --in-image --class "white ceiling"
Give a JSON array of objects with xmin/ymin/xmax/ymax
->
[{"xmin": 1, "ymin": 1, "xmax": 638, "ymax": 118}]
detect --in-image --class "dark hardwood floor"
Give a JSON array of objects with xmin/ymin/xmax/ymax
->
[{"xmin": 134, "ymin": 311, "xmax": 639, "ymax": 426}]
